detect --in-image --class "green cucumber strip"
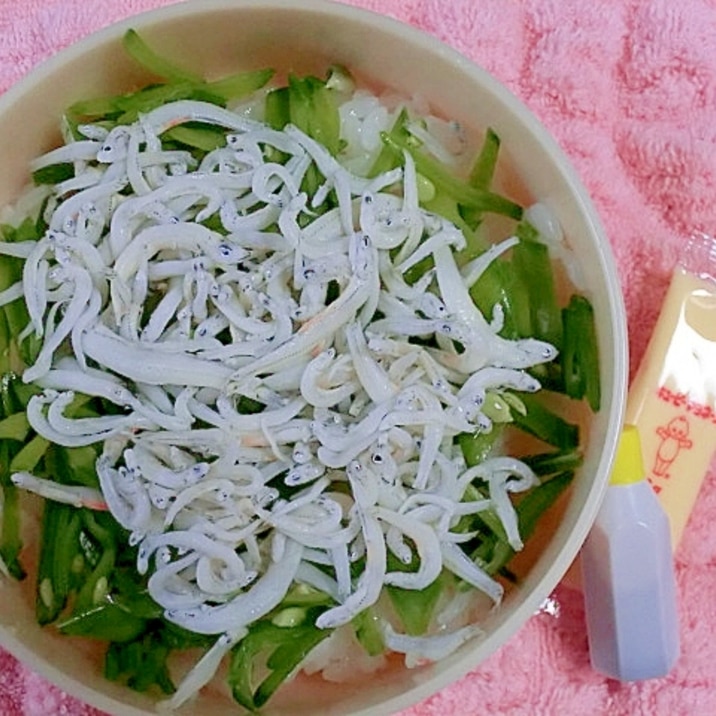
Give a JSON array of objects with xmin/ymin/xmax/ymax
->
[
  {"xmin": 380, "ymin": 132, "xmax": 523, "ymax": 219},
  {"xmin": 59, "ymin": 601, "xmax": 147, "ymax": 643},
  {"xmin": 6, "ymin": 376, "xmax": 42, "ymax": 411},
  {"xmin": 384, "ymin": 550, "xmax": 449, "ymax": 636},
  {"xmin": 204, "ymin": 68, "xmax": 274, "ymax": 103},
  {"xmin": 229, "ymin": 613, "xmax": 333, "ymax": 711},
  {"xmin": 515, "ymin": 219, "xmax": 540, "ymax": 242},
  {"xmin": 0, "ymin": 439, "xmax": 25, "ymax": 580},
  {"xmin": 9, "ymin": 434, "xmax": 50, "ymax": 473},
  {"xmin": 73, "ymin": 511, "xmax": 117, "ymax": 614},
  {"xmin": 485, "ymin": 471, "xmax": 574, "ymax": 575},
  {"xmin": 114, "ymin": 82, "xmax": 199, "ymax": 123},
  {"xmin": 402, "ymin": 255, "xmax": 434, "ymax": 287},
  {"xmin": 280, "ymin": 584, "xmax": 334, "ymax": 608},
  {"xmin": 265, "ymin": 86, "xmax": 291, "ymax": 130},
  {"xmin": 562, "ymin": 295, "xmax": 601, "ymax": 411},
  {"xmin": 462, "ymin": 127, "xmax": 501, "ymax": 227},
  {"xmin": 520, "ymin": 449, "xmax": 583, "ymax": 477},
  {"xmin": 2, "ymin": 215, "xmax": 43, "ymax": 243},
  {"xmin": 352, "ymin": 607, "xmax": 385, "ymax": 656},
  {"xmin": 36, "ymin": 502, "xmax": 82, "ymax": 623},
  {"xmin": 105, "ymin": 634, "xmax": 176, "ymax": 695},
  {"xmin": 0, "ymin": 311, "xmax": 9, "ymax": 376},
  {"xmin": 62, "ymin": 445, "xmax": 101, "ymax": 488},
  {"xmin": 163, "ymin": 124, "xmax": 228, "ymax": 152},
  {"xmin": 480, "ymin": 392, "xmax": 514, "ymax": 424},
  {"xmin": 288, "ymin": 74, "xmax": 341, "ymax": 156},
  {"xmin": 0, "ymin": 411, "xmax": 31, "ymax": 441},
  {"xmin": 236, "ymin": 395, "xmax": 266, "ymax": 415},
  {"xmin": 458, "ymin": 425, "xmax": 503, "ymax": 467},
  {"xmin": 422, "ymin": 192, "xmax": 479, "ymax": 247},
  {"xmin": 469, "ymin": 127, "xmax": 501, "ymax": 189},
  {"xmin": 67, "ymin": 95, "xmax": 119, "ymax": 121},
  {"xmin": 512, "ymin": 236, "xmax": 562, "ymax": 347},
  {"xmin": 512, "ymin": 393, "xmax": 579, "ymax": 450},
  {"xmin": 367, "ymin": 107, "xmax": 412, "ymax": 178},
  {"xmin": 0, "ymin": 486, "xmax": 25, "ymax": 579},
  {"xmin": 122, "ymin": 29, "xmax": 202, "ymax": 84},
  {"xmin": 32, "ymin": 163, "xmax": 75, "ymax": 186},
  {"xmin": 126, "ymin": 640, "xmax": 173, "ymax": 693},
  {"xmin": 387, "ymin": 572, "xmax": 448, "ymax": 637}
]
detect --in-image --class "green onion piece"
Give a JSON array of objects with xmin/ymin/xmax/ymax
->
[
  {"xmin": 122, "ymin": 29, "xmax": 202, "ymax": 84},
  {"xmin": 562, "ymin": 295, "xmax": 601, "ymax": 411},
  {"xmin": 512, "ymin": 393, "xmax": 579, "ymax": 450}
]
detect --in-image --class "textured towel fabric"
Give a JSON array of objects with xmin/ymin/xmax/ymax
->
[{"xmin": 2, "ymin": 1, "xmax": 716, "ymax": 714}]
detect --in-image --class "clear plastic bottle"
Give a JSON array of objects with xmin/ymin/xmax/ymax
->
[{"xmin": 580, "ymin": 425, "xmax": 680, "ymax": 681}]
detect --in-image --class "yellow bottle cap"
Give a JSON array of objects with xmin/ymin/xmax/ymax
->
[{"xmin": 609, "ymin": 424, "xmax": 646, "ymax": 486}]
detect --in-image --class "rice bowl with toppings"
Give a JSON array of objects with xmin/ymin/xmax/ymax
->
[{"xmin": 0, "ymin": 2, "xmax": 627, "ymax": 715}]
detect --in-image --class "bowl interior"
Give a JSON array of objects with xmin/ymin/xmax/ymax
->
[{"xmin": 0, "ymin": 1, "xmax": 627, "ymax": 715}]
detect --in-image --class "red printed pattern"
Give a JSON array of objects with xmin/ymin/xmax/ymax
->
[{"xmin": 657, "ymin": 386, "xmax": 716, "ymax": 423}]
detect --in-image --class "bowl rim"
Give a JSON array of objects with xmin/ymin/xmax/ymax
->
[{"xmin": 0, "ymin": 1, "xmax": 628, "ymax": 714}]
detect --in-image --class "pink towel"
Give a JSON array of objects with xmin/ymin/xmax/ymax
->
[{"xmin": 2, "ymin": 1, "xmax": 716, "ymax": 714}]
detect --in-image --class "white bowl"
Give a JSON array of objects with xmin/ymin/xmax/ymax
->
[{"xmin": 0, "ymin": 1, "xmax": 627, "ymax": 714}]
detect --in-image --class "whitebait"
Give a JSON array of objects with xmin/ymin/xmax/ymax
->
[{"xmin": 0, "ymin": 62, "xmax": 586, "ymax": 711}]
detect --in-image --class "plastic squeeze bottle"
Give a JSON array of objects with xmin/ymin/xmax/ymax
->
[
  {"xmin": 625, "ymin": 231, "xmax": 716, "ymax": 550},
  {"xmin": 580, "ymin": 425, "xmax": 680, "ymax": 681}
]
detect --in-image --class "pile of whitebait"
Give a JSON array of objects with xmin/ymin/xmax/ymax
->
[{"xmin": 6, "ymin": 96, "xmax": 558, "ymax": 706}]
